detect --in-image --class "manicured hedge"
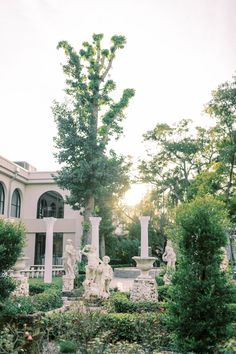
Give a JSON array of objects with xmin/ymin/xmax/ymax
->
[
  {"xmin": 1, "ymin": 288, "xmax": 63, "ymax": 317},
  {"xmin": 109, "ymin": 292, "xmax": 162, "ymax": 313},
  {"xmin": 44, "ymin": 310, "xmax": 170, "ymax": 351}
]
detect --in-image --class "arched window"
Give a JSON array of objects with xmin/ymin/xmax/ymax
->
[
  {"xmin": 11, "ymin": 189, "xmax": 21, "ymax": 218},
  {"xmin": 0, "ymin": 183, "xmax": 5, "ymax": 215},
  {"xmin": 37, "ymin": 191, "xmax": 64, "ymax": 219}
]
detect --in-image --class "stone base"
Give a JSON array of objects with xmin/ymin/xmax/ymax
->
[
  {"xmin": 12, "ymin": 275, "xmax": 29, "ymax": 296},
  {"xmin": 130, "ymin": 278, "xmax": 158, "ymax": 302},
  {"xmin": 62, "ymin": 275, "xmax": 75, "ymax": 292}
]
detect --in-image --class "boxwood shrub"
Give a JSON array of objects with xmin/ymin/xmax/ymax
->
[
  {"xmin": 44, "ymin": 310, "xmax": 170, "ymax": 351},
  {"xmin": 1, "ymin": 288, "xmax": 63, "ymax": 317},
  {"xmin": 109, "ymin": 292, "xmax": 161, "ymax": 313}
]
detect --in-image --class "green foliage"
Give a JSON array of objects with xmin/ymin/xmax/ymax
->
[
  {"xmin": 74, "ymin": 273, "xmax": 85, "ymax": 288},
  {"xmin": 204, "ymin": 75, "xmax": 236, "ymax": 206},
  {"xmin": 53, "ymin": 33, "xmax": 134, "ymax": 244},
  {"xmin": 0, "ymin": 324, "xmax": 25, "ymax": 354},
  {"xmin": 109, "ymin": 292, "xmax": 161, "ymax": 313},
  {"xmin": 0, "ymin": 219, "xmax": 25, "ymax": 301},
  {"xmin": 44, "ymin": 310, "xmax": 169, "ymax": 352},
  {"xmin": 28, "ymin": 276, "xmax": 62, "ymax": 295},
  {"xmin": 105, "ymin": 235, "xmax": 138, "ymax": 264},
  {"xmin": 167, "ymin": 195, "xmax": 234, "ymax": 353},
  {"xmin": 139, "ymin": 119, "xmax": 205, "ymax": 207},
  {"xmin": 59, "ymin": 339, "xmax": 77, "ymax": 353},
  {"xmin": 158, "ymin": 285, "xmax": 170, "ymax": 302},
  {"xmin": 139, "ymin": 74, "xmax": 236, "ymax": 223},
  {"xmin": 228, "ymin": 303, "xmax": 236, "ymax": 322},
  {"xmin": 1, "ymin": 288, "xmax": 63, "ymax": 317},
  {"xmin": 104, "ymin": 341, "xmax": 146, "ymax": 353}
]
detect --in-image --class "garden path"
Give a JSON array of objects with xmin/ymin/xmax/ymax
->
[{"xmin": 110, "ymin": 276, "xmax": 134, "ymax": 292}]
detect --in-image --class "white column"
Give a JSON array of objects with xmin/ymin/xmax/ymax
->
[
  {"xmin": 43, "ymin": 217, "xmax": 56, "ymax": 283},
  {"xmin": 89, "ymin": 216, "xmax": 102, "ymax": 257},
  {"xmin": 139, "ymin": 216, "xmax": 150, "ymax": 258}
]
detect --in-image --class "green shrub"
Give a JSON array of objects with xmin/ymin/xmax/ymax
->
[
  {"xmin": 1, "ymin": 296, "xmax": 36, "ymax": 317},
  {"xmin": 34, "ymin": 289, "xmax": 63, "ymax": 312},
  {"xmin": 59, "ymin": 339, "xmax": 76, "ymax": 353},
  {"xmin": 44, "ymin": 310, "xmax": 170, "ymax": 352},
  {"xmin": 0, "ymin": 219, "xmax": 25, "ymax": 301},
  {"xmin": 101, "ymin": 312, "xmax": 169, "ymax": 350},
  {"xmin": 1, "ymin": 288, "xmax": 63, "ymax": 317},
  {"xmin": 229, "ymin": 303, "xmax": 236, "ymax": 322},
  {"xmin": 158, "ymin": 285, "xmax": 170, "ymax": 302},
  {"xmin": 29, "ymin": 282, "xmax": 52, "ymax": 295},
  {"xmin": 109, "ymin": 292, "xmax": 161, "ymax": 313},
  {"xmin": 167, "ymin": 196, "xmax": 234, "ymax": 353},
  {"xmin": 103, "ymin": 341, "xmax": 145, "ymax": 353},
  {"xmin": 29, "ymin": 277, "xmax": 62, "ymax": 290},
  {"xmin": 74, "ymin": 274, "xmax": 85, "ymax": 288}
]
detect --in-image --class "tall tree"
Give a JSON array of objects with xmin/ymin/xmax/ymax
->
[
  {"xmin": 139, "ymin": 119, "xmax": 208, "ymax": 207},
  {"xmin": 204, "ymin": 74, "xmax": 236, "ymax": 205},
  {"xmin": 167, "ymin": 196, "xmax": 234, "ymax": 353},
  {"xmin": 53, "ymin": 34, "xmax": 135, "ymax": 244}
]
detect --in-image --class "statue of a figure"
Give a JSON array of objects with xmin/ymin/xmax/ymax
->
[
  {"xmin": 81, "ymin": 244, "xmax": 102, "ymax": 282},
  {"xmin": 162, "ymin": 240, "xmax": 176, "ymax": 270},
  {"xmin": 81, "ymin": 245, "xmax": 113, "ymax": 299},
  {"xmin": 220, "ymin": 247, "xmax": 229, "ymax": 271},
  {"xmin": 63, "ymin": 239, "xmax": 77, "ymax": 277},
  {"xmin": 98, "ymin": 256, "xmax": 113, "ymax": 298}
]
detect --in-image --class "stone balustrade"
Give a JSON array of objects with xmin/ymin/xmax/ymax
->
[{"xmin": 20, "ymin": 265, "xmax": 64, "ymax": 278}]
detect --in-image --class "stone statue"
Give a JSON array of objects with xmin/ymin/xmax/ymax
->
[
  {"xmin": 162, "ymin": 240, "xmax": 176, "ymax": 285},
  {"xmin": 220, "ymin": 247, "xmax": 229, "ymax": 271},
  {"xmin": 63, "ymin": 239, "xmax": 77, "ymax": 277},
  {"xmin": 98, "ymin": 256, "xmax": 113, "ymax": 298},
  {"xmin": 81, "ymin": 244, "xmax": 102, "ymax": 282},
  {"xmin": 162, "ymin": 240, "xmax": 176, "ymax": 270},
  {"xmin": 81, "ymin": 245, "xmax": 113, "ymax": 299}
]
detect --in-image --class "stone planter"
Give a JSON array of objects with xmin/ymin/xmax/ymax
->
[
  {"xmin": 12, "ymin": 256, "xmax": 29, "ymax": 274},
  {"xmin": 132, "ymin": 256, "xmax": 156, "ymax": 278},
  {"xmin": 131, "ymin": 256, "xmax": 158, "ymax": 301}
]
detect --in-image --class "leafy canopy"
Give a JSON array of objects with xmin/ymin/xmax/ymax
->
[{"xmin": 53, "ymin": 34, "xmax": 135, "ymax": 211}]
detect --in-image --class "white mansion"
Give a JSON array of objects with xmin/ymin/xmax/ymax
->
[{"xmin": 0, "ymin": 155, "xmax": 83, "ymax": 268}]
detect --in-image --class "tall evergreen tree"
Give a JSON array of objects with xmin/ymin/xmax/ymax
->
[
  {"xmin": 53, "ymin": 34, "xmax": 135, "ymax": 244},
  {"xmin": 167, "ymin": 196, "xmax": 234, "ymax": 353}
]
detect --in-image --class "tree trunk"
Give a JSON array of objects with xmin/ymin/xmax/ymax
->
[{"xmin": 83, "ymin": 195, "xmax": 95, "ymax": 244}]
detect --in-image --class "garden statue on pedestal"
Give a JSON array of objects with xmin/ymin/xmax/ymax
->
[
  {"xmin": 130, "ymin": 216, "xmax": 158, "ymax": 301},
  {"xmin": 63, "ymin": 239, "xmax": 77, "ymax": 292},
  {"xmin": 98, "ymin": 256, "xmax": 113, "ymax": 298},
  {"xmin": 11, "ymin": 255, "xmax": 29, "ymax": 297},
  {"xmin": 220, "ymin": 247, "xmax": 229, "ymax": 271},
  {"xmin": 81, "ymin": 245, "xmax": 113, "ymax": 299},
  {"xmin": 162, "ymin": 240, "xmax": 176, "ymax": 284}
]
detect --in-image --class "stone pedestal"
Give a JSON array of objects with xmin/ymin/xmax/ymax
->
[
  {"xmin": 12, "ymin": 274, "xmax": 29, "ymax": 296},
  {"xmin": 11, "ymin": 256, "xmax": 29, "ymax": 296},
  {"xmin": 131, "ymin": 256, "xmax": 158, "ymax": 301},
  {"xmin": 62, "ymin": 275, "xmax": 75, "ymax": 292},
  {"xmin": 130, "ymin": 278, "xmax": 158, "ymax": 301}
]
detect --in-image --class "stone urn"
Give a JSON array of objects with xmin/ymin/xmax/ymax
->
[
  {"xmin": 12, "ymin": 256, "xmax": 29, "ymax": 276},
  {"xmin": 132, "ymin": 256, "xmax": 156, "ymax": 279}
]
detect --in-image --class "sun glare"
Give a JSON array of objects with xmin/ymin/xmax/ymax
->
[{"xmin": 122, "ymin": 184, "xmax": 149, "ymax": 206}]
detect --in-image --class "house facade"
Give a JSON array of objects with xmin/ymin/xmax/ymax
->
[{"xmin": 0, "ymin": 155, "xmax": 83, "ymax": 268}]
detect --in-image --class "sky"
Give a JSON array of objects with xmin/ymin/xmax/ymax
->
[{"xmin": 0, "ymin": 0, "xmax": 236, "ymax": 182}]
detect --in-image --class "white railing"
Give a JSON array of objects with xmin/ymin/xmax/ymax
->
[{"xmin": 20, "ymin": 265, "xmax": 64, "ymax": 278}]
